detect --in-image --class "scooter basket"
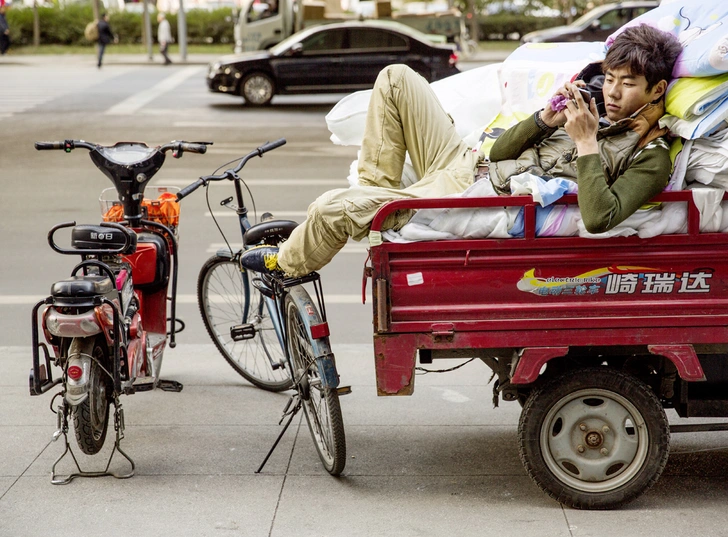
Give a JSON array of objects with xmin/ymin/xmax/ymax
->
[{"xmin": 100, "ymin": 186, "xmax": 181, "ymax": 230}]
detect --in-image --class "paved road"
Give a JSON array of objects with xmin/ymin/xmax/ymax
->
[{"xmin": 3, "ymin": 53, "xmax": 728, "ymax": 537}]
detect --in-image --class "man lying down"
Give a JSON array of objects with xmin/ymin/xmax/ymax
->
[{"xmin": 241, "ymin": 24, "xmax": 683, "ymax": 278}]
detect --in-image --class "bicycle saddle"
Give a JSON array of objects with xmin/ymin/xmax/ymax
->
[{"xmin": 244, "ymin": 219, "xmax": 298, "ymax": 247}]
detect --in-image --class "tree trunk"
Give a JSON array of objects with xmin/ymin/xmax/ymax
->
[{"xmin": 32, "ymin": 0, "xmax": 39, "ymax": 47}]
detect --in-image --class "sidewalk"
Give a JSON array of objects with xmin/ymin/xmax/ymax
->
[
  {"xmin": 3, "ymin": 342, "xmax": 728, "ymax": 537},
  {"xmin": 0, "ymin": 49, "xmax": 510, "ymax": 67}
]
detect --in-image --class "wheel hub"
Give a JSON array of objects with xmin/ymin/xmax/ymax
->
[{"xmin": 585, "ymin": 430, "xmax": 603, "ymax": 448}]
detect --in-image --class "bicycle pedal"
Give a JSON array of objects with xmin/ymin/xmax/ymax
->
[
  {"xmin": 336, "ymin": 386, "xmax": 352, "ymax": 396},
  {"xmin": 157, "ymin": 379, "xmax": 184, "ymax": 392},
  {"xmin": 230, "ymin": 324, "xmax": 256, "ymax": 341}
]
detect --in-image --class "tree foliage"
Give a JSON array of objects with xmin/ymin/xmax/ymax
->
[{"xmin": 5, "ymin": 3, "xmax": 235, "ymax": 46}]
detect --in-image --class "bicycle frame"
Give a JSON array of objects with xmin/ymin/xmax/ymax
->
[{"xmin": 221, "ymin": 175, "xmax": 287, "ymax": 363}]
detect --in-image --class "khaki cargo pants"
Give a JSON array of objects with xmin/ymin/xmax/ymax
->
[{"xmin": 278, "ymin": 64, "xmax": 480, "ymax": 277}]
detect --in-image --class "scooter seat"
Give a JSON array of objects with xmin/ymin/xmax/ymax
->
[
  {"xmin": 244, "ymin": 220, "xmax": 298, "ymax": 247},
  {"xmin": 51, "ymin": 276, "xmax": 114, "ymax": 298}
]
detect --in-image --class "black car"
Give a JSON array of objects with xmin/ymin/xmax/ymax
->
[
  {"xmin": 207, "ymin": 20, "xmax": 460, "ymax": 106},
  {"xmin": 521, "ymin": 1, "xmax": 659, "ymax": 44}
]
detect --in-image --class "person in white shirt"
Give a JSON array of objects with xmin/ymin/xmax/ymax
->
[{"xmin": 157, "ymin": 13, "xmax": 172, "ymax": 65}]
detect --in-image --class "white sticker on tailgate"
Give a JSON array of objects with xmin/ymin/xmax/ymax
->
[{"xmin": 407, "ymin": 272, "xmax": 424, "ymax": 286}]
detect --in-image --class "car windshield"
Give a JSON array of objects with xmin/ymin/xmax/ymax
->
[{"xmin": 269, "ymin": 27, "xmax": 320, "ymax": 55}]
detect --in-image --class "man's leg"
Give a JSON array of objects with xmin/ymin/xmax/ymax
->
[
  {"xmin": 97, "ymin": 44, "xmax": 105, "ymax": 67},
  {"xmin": 277, "ymin": 186, "xmax": 410, "ymax": 277},
  {"xmin": 357, "ymin": 64, "xmax": 470, "ymax": 189},
  {"xmin": 161, "ymin": 43, "xmax": 172, "ymax": 64}
]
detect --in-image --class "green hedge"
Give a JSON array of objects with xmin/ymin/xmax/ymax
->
[
  {"xmin": 5, "ymin": 3, "xmax": 235, "ymax": 46},
  {"xmin": 477, "ymin": 13, "xmax": 566, "ymax": 41}
]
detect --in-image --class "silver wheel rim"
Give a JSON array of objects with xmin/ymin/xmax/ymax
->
[
  {"xmin": 287, "ymin": 303, "xmax": 336, "ymax": 467},
  {"xmin": 244, "ymin": 75, "xmax": 273, "ymax": 104},
  {"xmin": 539, "ymin": 388, "xmax": 649, "ymax": 493}
]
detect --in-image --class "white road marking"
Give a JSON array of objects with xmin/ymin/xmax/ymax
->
[
  {"xmin": 0, "ymin": 294, "xmax": 362, "ymax": 305},
  {"xmin": 205, "ymin": 210, "xmax": 309, "ymax": 218},
  {"xmin": 2, "ymin": 66, "xmax": 133, "ymax": 118},
  {"xmin": 105, "ymin": 67, "xmax": 203, "ymax": 115},
  {"xmin": 160, "ymin": 178, "xmax": 347, "ymax": 187}
]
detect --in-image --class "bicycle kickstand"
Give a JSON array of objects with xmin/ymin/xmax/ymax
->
[{"xmin": 255, "ymin": 394, "xmax": 302, "ymax": 474}]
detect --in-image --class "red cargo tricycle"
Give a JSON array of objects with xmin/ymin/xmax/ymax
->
[{"xmin": 364, "ymin": 190, "xmax": 728, "ymax": 509}]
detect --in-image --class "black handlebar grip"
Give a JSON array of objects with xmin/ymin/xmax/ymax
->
[
  {"xmin": 180, "ymin": 143, "xmax": 208, "ymax": 155},
  {"xmin": 35, "ymin": 141, "xmax": 65, "ymax": 150},
  {"xmin": 176, "ymin": 179, "xmax": 205, "ymax": 201},
  {"xmin": 258, "ymin": 138, "xmax": 286, "ymax": 154}
]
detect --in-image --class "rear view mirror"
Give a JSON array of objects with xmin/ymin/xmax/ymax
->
[
  {"xmin": 590, "ymin": 20, "xmax": 600, "ymax": 30},
  {"xmin": 289, "ymin": 43, "xmax": 303, "ymax": 55}
]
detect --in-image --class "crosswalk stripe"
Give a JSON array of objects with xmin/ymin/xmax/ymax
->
[
  {"xmin": 105, "ymin": 67, "xmax": 203, "ymax": 115},
  {"xmin": 2, "ymin": 66, "xmax": 133, "ymax": 118}
]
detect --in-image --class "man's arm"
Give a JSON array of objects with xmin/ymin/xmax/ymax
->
[
  {"xmin": 577, "ymin": 140, "xmax": 672, "ymax": 233},
  {"xmin": 489, "ymin": 114, "xmax": 555, "ymax": 162}
]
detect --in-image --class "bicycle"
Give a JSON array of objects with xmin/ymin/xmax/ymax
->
[{"xmin": 176, "ymin": 139, "xmax": 347, "ymax": 475}]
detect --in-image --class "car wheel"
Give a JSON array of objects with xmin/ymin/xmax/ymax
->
[{"xmin": 241, "ymin": 72, "xmax": 275, "ymax": 106}]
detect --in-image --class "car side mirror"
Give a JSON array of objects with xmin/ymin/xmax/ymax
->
[
  {"xmin": 289, "ymin": 43, "xmax": 303, "ymax": 56},
  {"xmin": 590, "ymin": 20, "xmax": 600, "ymax": 31}
]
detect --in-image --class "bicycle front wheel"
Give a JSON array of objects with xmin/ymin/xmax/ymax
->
[
  {"xmin": 285, "ymin": 287, "xmax": 346, "ymax": 475},
  {"xmin": 198, "ymin": 254, "xmax": 292, "ymax": 392}
]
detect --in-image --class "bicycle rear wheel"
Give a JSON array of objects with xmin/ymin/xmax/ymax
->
[
  {"xmin": 198, "ymin": 254, "xmax": 291, "ymax": 391},
  {"xmin": 285, "ymin": 287, "xmax": 346, "ymax": 476}
]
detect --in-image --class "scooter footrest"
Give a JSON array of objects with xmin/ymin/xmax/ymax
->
[{"xmin": 231, "ymin": 324, "xmax": 256, "ymax": 341}]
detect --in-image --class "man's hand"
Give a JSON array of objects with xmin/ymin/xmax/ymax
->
[
  {"xmin": 540, "ymin": 80, "xmax": 588, "ymax": 128},
  {"xmin": 563, "ymin": 81, "xmax": 599, "ymax": 156}
]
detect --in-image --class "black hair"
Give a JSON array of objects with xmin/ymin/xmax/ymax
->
[{"xmin": 603, "ymin": 24, "xmax": 682, "ymax": 90}]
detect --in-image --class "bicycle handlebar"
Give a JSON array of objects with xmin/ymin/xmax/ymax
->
[
  {"xmin": 257, "ymin": 138, "xmax": 286, "ymax": 155},
  {"xmin": 176, "ymin": 179, "xmax": 207, "ymax": 201},
  {"xmin": 176, "ymin": 138, "xmax": 286, "ymax": 202}
]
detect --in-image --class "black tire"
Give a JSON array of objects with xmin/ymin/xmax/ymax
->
[
  {"xmin": 518, "ymin": 367, "xmax": 669, "ymax": 509},
  {"xmin": 285, "ymin": 288, "xmax": 346, "ymax": 476},
  {"xmin": 198, "ymin": 255, "xmax": 292, "ymax": 392},
  {"xmin": 241, "ymin": 72, "xmax": 275, "ymax": 106},
  {"xmin": 71, "ymin": 337, "xmax": 112, "ymax": 455}
]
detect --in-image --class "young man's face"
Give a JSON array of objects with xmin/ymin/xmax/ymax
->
[{"xmin": 601, "ymin": 66, "xmax": 666, "ymax": 122}]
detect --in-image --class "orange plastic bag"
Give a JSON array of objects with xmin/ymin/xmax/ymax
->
[{"xmin": 103, "ymin": 192, "xmax": 180, "ymax": 228}]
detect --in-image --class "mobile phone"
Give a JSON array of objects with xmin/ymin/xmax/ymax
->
[{"xmin": 576, "ymin": 88, "xmax": 591, "ymax": 102}]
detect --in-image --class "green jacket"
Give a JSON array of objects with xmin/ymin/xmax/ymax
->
[{"xmin": 488, "ymin": 101, "xmax": 672, "ymax": 233}]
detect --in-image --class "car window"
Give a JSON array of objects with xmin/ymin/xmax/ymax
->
[
  {"xmin": 631, "ymin": 6, "xmax": 655, "ymax": 19},
  {"xmin": 300, "ymin": 29, "xmax": 347, "ymax": 53},
  {"xmin": 348, "ymin": 28, "xmax": 408, "ymax": 50},
  {"xmin": 246, "ymin": 0, "xmax": 279, "ymax": 23},
  {"xmin": 595, "ymin": 8, "xmax": 630, "ymax": 31}
]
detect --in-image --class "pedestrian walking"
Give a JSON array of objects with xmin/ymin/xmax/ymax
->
[
  {"xmin": 96, "ymin": 13, "xmax": 115, "ymax": 68},
  {"xmin": 157, "ymin": 13, "xmax": 172, "ymax": 65},
  {"xmin": 0, "ymin": 0, "xmax": 11, "ymax": 56}
]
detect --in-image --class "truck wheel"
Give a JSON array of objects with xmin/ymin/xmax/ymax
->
[
  {"xmin": 241, "ymin": 73, "xmax": 275, "ymax": 106},
  {"xmin": 518, "ymin": 367, "xmax": 669, "ymax": 509}
]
